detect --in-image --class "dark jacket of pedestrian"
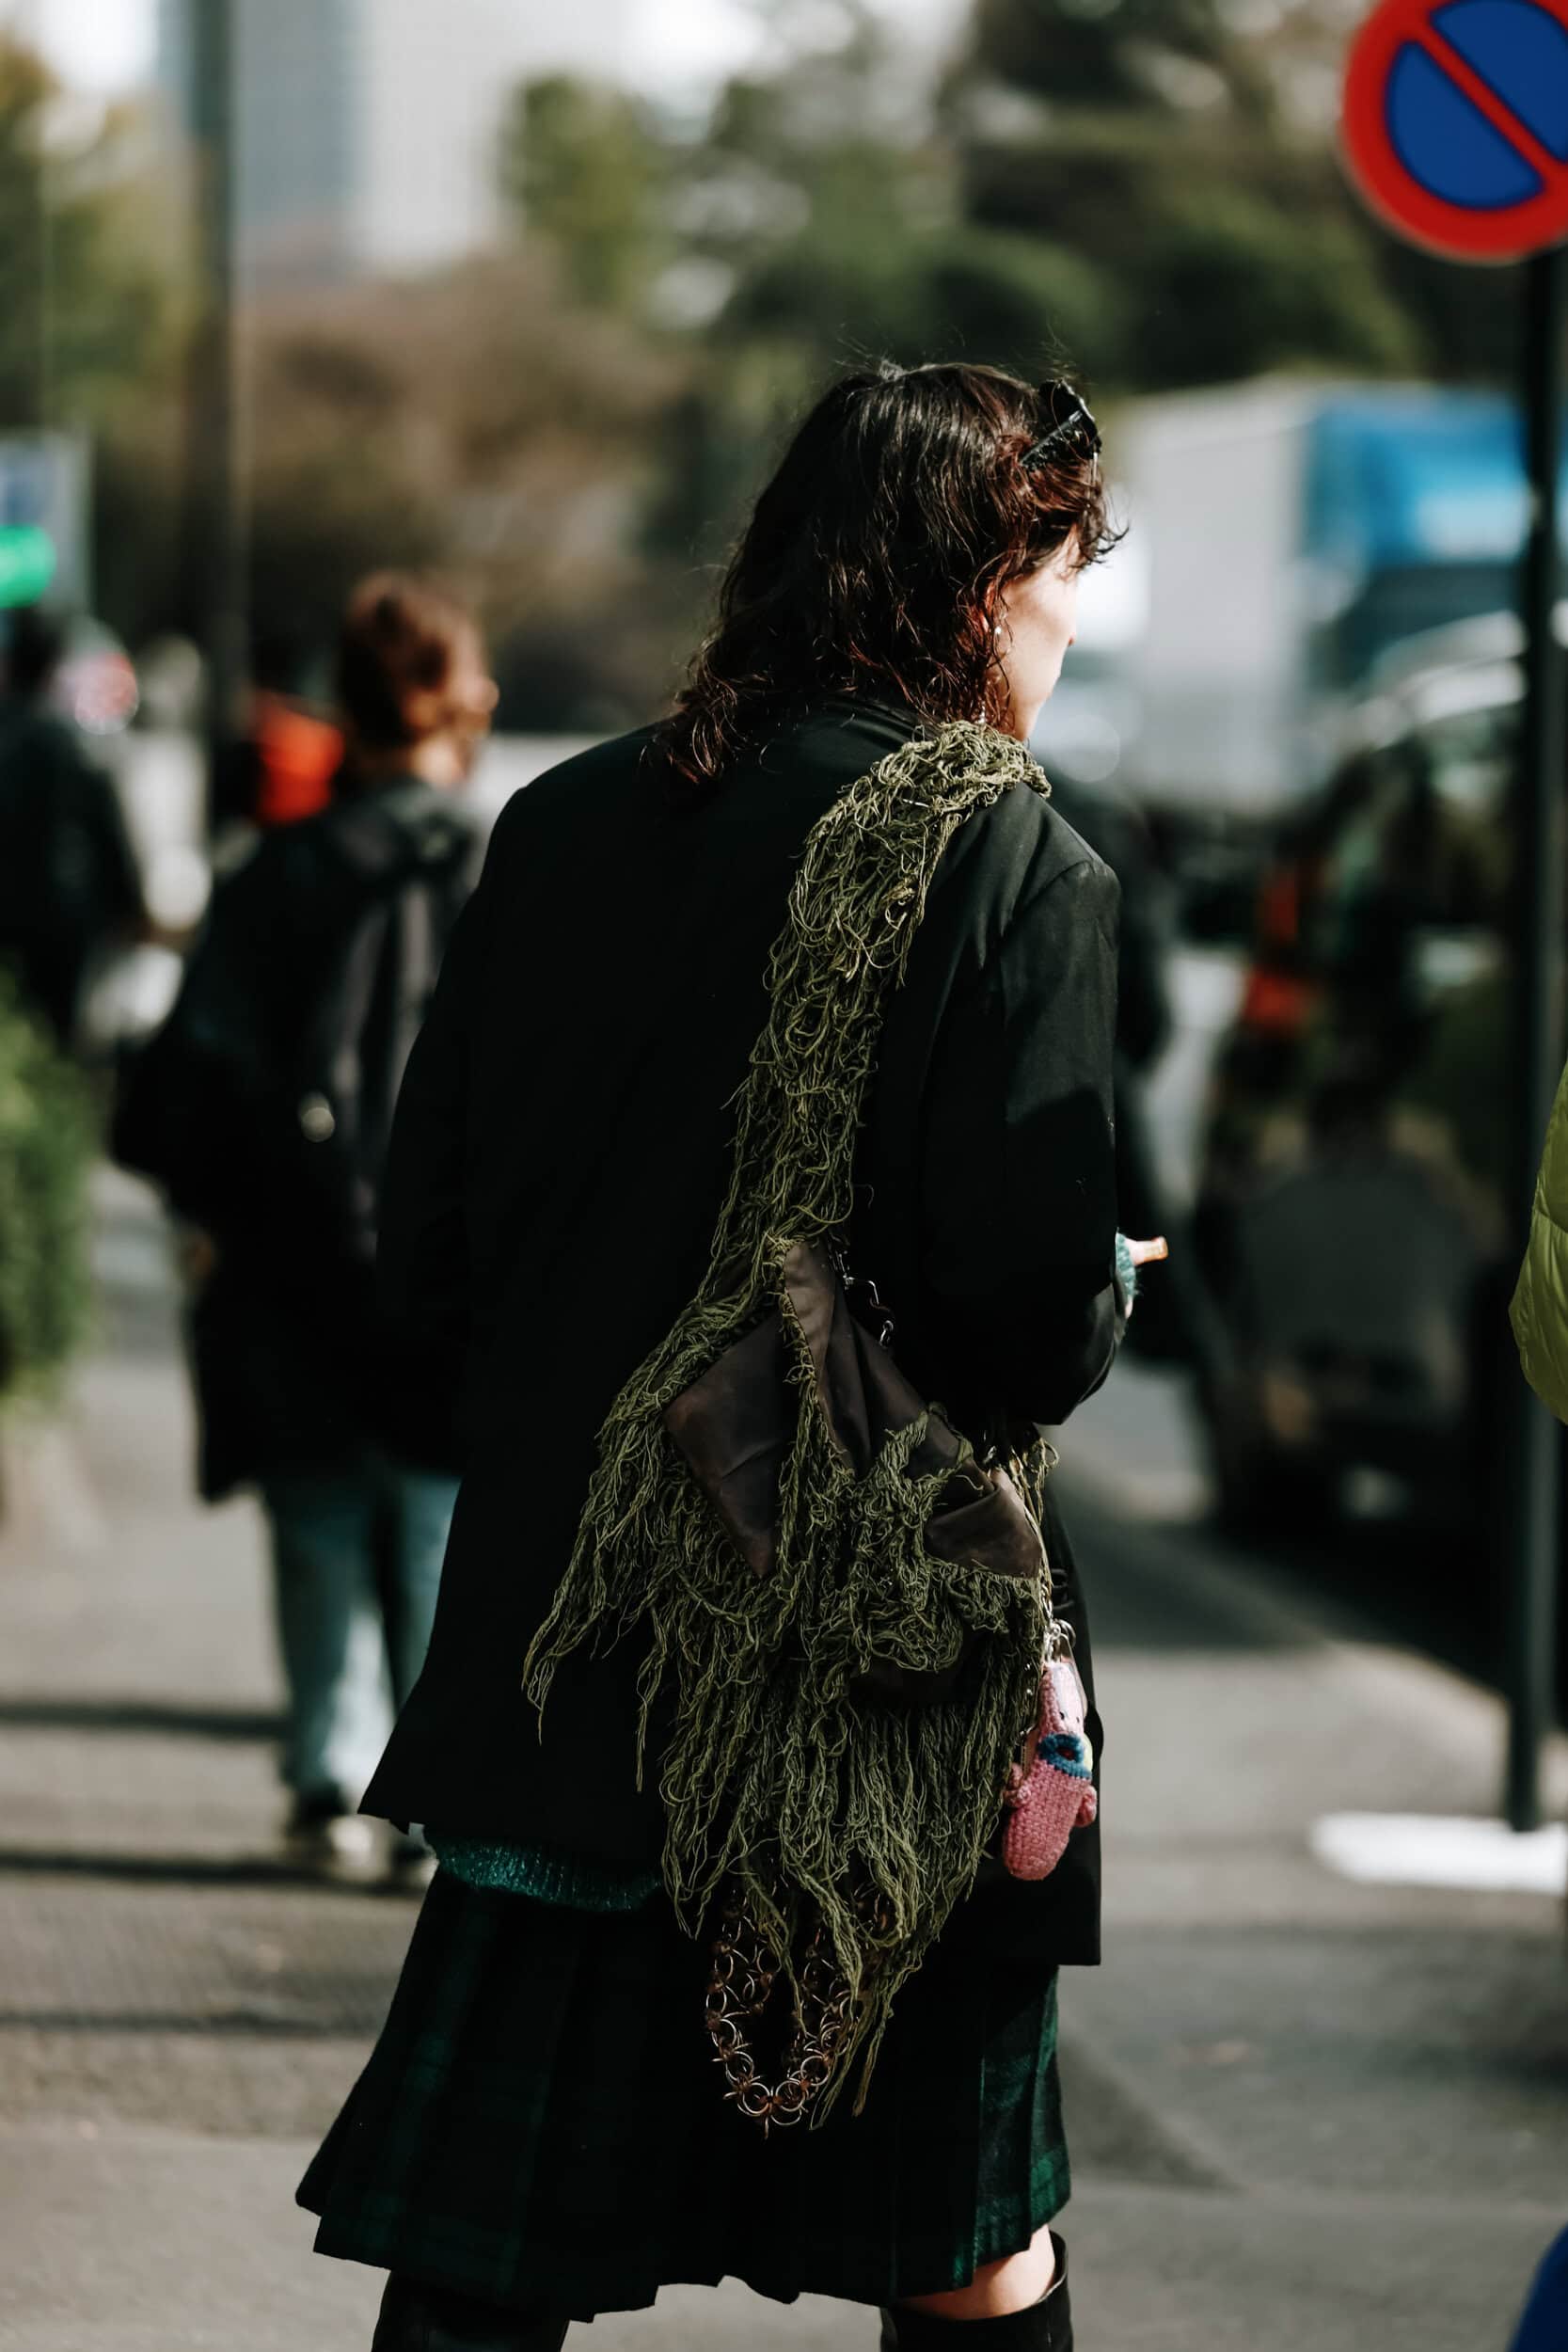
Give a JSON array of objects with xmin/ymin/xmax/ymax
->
[
  {"xmin": 0, "ymin": 608, "xmax": 145, "ymax": 1048},
  {"xmin": 115, "ymin": 693, "xmax": 484, "ymax": 1498},
  {"xmin": 125, "ymin": 782, "xmax": 481, "ymax": 1495}
]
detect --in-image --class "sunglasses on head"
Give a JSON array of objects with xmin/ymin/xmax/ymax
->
[{"xmin": 1022, "ymin": 384, "xmax": 1101, "ymax": 470}]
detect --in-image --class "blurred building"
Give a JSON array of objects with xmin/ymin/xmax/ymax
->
[
  {"xmin": 158, "ymin": 0, "xmax": 629, "ymax": 286},
  {"xmin": 157, "ymin": 0, "xmax": 354, "ymax": 283}
]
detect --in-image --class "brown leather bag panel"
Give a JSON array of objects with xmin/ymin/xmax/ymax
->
[
  {"xmin": 663, "ymin": 1240, "xmax": 1045, "ymax": 1621},
  {"xmin": 661, "ymin": 1312, "xmax": 791, "ymax": 1579}
]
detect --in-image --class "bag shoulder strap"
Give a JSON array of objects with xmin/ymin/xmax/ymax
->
[
  {"xmin": 523, "ymin": 721, "xmax": 1053, "ymax": 2120},
  {"xmin": 700, "ymin": 719, "xmax": 1048, "ymax": 1320}
]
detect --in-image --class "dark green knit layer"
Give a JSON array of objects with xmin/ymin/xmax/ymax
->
[
  {"xmin": 524, "ymin": 722, "xmax": 1055, "ymax": 2114},
  {"xmin": 428, "ymin": 1834, "xmax": 660, "ymax": 1913}
]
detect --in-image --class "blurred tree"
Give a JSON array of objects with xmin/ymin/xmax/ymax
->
[
  {"xmin": 499, "ymin": 76, "xmax": 672, "ymax": 311},
  {"xmin": 673, "ymin": 3, "xmax": 1117, "ymax": 378},
  {"xmin": 966, "ymin": 0, "xmax": 1282, "ymax": 115},
  {"xmin": 499, "ymin": 6, "xmax": 1101, "ymax": 386},
  {"xmin": 0, "ymin": 38, "xmax": 179, "ymax": 432},
  {"xmin": 241, "ymin": 254, "xmax": 687, "ymax": 730},
  {"xmin": 956, "ymin": 0, "xmax": 1515, "ymax": 391},
  {"xmin": 558, "ymin": 2, "xmax": 1133, "ymax": 583},
  {"xmin": 955, "ymin": 0, "xmax": 1426, "ymax": 389},
  {"xmin": 0, "ymin": 37, "xmax": 190, "ymax": 658}
]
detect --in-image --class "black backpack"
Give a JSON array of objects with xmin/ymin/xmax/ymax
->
[{"xmin": 114, "ymin": 787, "xmax": 476, "ymax": 1250}]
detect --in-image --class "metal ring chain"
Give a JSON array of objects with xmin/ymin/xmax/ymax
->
[{"xmin": 704, "ymin": 1879, "xmax": 889, "ymax": 2133}]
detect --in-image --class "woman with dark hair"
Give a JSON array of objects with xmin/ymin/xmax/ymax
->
[{"xmin": 300, "ymin": 365, "xmax": 1149, "ymax": 2347}]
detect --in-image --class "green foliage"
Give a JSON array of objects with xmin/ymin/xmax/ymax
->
[
  {"xmin": 0, "ymin": 34, "xmax": 186, "ymax": 657},
  {"xmin": 674, "ymin": 14, "xmax": 1110, "ymax": 383},
  {"xmin": 719, "ymin": 181, "xmax": 1117, "ymax": 378},
  {"xmin": 1128, "ymin": 182, "xmax": 1419, "ymax": 386},
  {"xmin": 0, "ymin": 981, "xmax": 94, "ymax": 1407},
  {"xmin": 504, "ymin": 10, "xmax": 1143, "ymax": 603},
  {"xmin": 0, "ymin": 38, "xmax": 180, "ymax": 434},
  {"xmin": 969, "ymin": 0, "xmax": 1286, "ymax": 118},
  {"xmin": 499, "ymin": 76, "xmax": 673, "ymax": 310},
  {"xmin": 963, "ymin": 0, "xmax": 1509, "ymax": 391}
]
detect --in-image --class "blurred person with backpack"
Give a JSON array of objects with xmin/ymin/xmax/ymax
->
[
  {"xmin": 0, "ymin": 604, "xmax": 146, "ymax": 1052},
  {"xmin": 116, "ymin": 576, "xmax": 494, "ymax": 1879}
]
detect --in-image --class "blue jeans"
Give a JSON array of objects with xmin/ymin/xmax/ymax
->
[{"xmin": 262, "ymin": 1456, "xmax": 460, "ymax": 1805}]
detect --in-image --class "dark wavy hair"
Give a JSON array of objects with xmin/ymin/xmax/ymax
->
[{"xmin": 657, "ymin": 360, "xmax": 1118, "ymax": 801}]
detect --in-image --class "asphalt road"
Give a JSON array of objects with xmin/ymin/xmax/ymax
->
[{"xmin": 0, "ymin": 1174, "xmax": 1563, "ymax": 2351}]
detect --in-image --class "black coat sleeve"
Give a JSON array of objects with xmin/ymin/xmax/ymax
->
[{"xmin": 917, "ymin": 853, "xmax": 1124, "ymax": 1430}]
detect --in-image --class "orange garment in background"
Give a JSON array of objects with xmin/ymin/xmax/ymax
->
[{"xmin": 253, "ymin": 692, "xmax": 343, "ymax": 827}]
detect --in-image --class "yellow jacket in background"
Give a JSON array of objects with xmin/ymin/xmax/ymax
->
[{"xmin": 1512, "ymin": 1058, "xmax": 1568, "ymax": 1424}]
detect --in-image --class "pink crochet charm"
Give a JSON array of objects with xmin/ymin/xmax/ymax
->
[{"xmin": 1001, "ymin": 1653, "xmax": 1097, "ymax": 1881}]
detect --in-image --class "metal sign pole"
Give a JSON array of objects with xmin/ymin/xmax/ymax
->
[
  {"xmin": 186, "ymin": 0, "xmax": 246, "ymax": 831},
  {"xmin": 1338, "ymin": 0, "xmax": 1568, "ymax": 1829},
  {"xmin": 1506, "ymin": 240, "xmax": 1568, "ymax": 1834}
]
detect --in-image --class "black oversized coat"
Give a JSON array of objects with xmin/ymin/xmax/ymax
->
[{"xmin": 367, "ymin": 698, "xmax": 1123, "ymax": 1965}]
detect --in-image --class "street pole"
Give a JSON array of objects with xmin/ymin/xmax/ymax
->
[
  {"xmin": 184, "ymin": 0, "xmax": 245, "ymax": 829},
  {"xmin": 1505, "ymin": 241, "xmax": 1568, "ymax": 1834}
]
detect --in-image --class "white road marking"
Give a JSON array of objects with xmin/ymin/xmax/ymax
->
[{"xmin": 1310, "ymin": 1811, "xmax": 1568, "ymax": 1896}]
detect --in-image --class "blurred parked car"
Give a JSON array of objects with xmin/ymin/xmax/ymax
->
[{"xmin": 1194, "ymin": 615, "xmax": 1524, "ymax": 1526}]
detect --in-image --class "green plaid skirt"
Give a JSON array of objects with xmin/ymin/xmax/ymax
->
[{"xmin": 298, "ymin": 1869, "xmax": 1069, "ymax": 2319}]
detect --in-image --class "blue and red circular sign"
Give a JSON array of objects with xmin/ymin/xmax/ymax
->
[{"xmin": 1343, "ymin": 0, "xmax": 1568, "ymax": 260}]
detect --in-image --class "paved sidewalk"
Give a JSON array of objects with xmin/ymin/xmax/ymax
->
[{"xmin": 0, "ymin": 1173, "xmax": 1564, "ymax": 2350}]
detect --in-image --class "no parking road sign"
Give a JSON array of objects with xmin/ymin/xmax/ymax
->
[{"xmin": 1343, "ymin": 0, "xmax": 1568, "ymax": 259}]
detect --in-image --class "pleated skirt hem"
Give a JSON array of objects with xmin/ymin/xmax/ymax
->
[{"xmin": 298, "ymin": 1869, "xmax": 1070, "ymax": 2319}]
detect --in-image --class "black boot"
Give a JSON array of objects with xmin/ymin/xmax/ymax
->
[
  {"xmin": 371, "ymin": 2276, "xmax": 570, "ymax": 2351},
  {"xmin": 879, "ymin": 2233, "xmax": 1071, "ymax": 2350}
]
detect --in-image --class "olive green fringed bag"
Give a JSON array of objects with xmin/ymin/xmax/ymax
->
[{"xmin": 523, "ymin": 719, "xmax": 1060, "ymax": 2122}]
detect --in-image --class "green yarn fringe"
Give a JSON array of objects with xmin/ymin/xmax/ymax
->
[{"xmin": 524, "ymin": 721, "xmax": 1054, "ymax": 2115}]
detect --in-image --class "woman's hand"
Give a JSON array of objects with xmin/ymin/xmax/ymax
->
[{"xmin": 1116, "ymin": 1234, "xmax": 1168, "ymax": 1321}]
